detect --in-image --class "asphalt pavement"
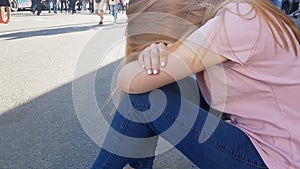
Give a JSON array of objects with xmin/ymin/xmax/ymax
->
[{"xmin": 0, "ymin": 10, "xmax": 299, "ymax": 169}]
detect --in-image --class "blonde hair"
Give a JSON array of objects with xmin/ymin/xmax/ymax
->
[
  {"xmin": 125, "ymin": 0, "xmax": 299, "ymax": 60},
  {"xmin": 125, "ymin": 0, "xmax": 220, "ymax": 62}
]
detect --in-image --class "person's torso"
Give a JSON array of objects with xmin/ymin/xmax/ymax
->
[{"xmin": 193, "ymin": 2, "xmax": 300, "ymax": 168}]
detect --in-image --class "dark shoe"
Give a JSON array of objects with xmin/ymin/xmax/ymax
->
[
  {"xmin": 37, "ymin": 12, "xmax": 41, "ymax": 15},
  {"xmin": 98, "ymin": 21, "xmax": 103, "ymax": 26}
]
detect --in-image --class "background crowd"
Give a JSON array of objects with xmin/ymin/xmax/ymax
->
[
  {"xmin": 0, "ymin": 0, "xmax": 299, "ymax": 25},
  {"xmin": 272, "ymin": 0, "xmax": 300, "ymax": 17},
  {"xmin": 30, "ymin": 0, "xmax": 128, "ymax": 16}
]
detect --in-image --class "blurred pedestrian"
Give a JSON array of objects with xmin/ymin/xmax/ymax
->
[
  {"xmin": 124, "ymin": 0, "xmax": 128, "ymax": 5},
  {"xmin": 89, "ymin": 0, "xmax": 94, "ymax": 13},
  {"xmin": 94, "ymin": 0, "xmax": 105, "ymax": 25},
  {"xmin": 31, "ymin": 0, "xmax": 42, "ymax": 15},
  {"xmin": 48, "ymin": 0, "xmax": 58, "ymax": 13},
  {"xmin": 0, "ymin": 0, "xmax": 11, "ymax": 24},
  {"xmin": 106, "ymin": 0, "xmax": 110, "ymax": 14},
  {"xmin": 67, "ymin": 0, "xmax": 71, "ymax": 12},
  {"xmin": 109, "ymin": 0, "xmax": 120, "ymax": 23},
  {"xmin": 60, "ymin": 0, "xmax": 67, "ymax": 12},
  {"xmin": 77, "ymin": 0, "xmax": 82, "ymax": 11},
  {"xmin": 123, "ymin": 0, "xmax": 129, "ymax": 11},
  {"xmin": 119, "ymin": 0, "xmax": 125, "ymax": 14},
  {"xmin": 69, "ymin": 0, "xmax": 76, "ymax": 14},
  {"xmin": 282, "ymin": 0, "xmax": 300, "ymax": 15},
  {"xmin": 282, "ymin": 0, "xmax": 290, "ymax": 14},
  {"xmin": 290, "ymin": 0, "xmax": 299, "ymax": 14}
]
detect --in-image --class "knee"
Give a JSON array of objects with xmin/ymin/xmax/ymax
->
[
  {"xmin": 122, "ymin": 83, "xmax": 180, "ymax": 112},
  {"xmin": 124, "ymin": 92, "xmax": 151, "ymax": 111}
]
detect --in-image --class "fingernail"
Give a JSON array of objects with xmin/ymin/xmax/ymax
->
[
  {"xmin": 153, "ymin": 69, "xmax": 158, "ymax": 75},
  {"xmin": 147, "ymin": 69, "xmax": 152, "ymax": 75},
  {"xmin": 160, "ymin": 61, "xmax": 166, "ymax": 67}
]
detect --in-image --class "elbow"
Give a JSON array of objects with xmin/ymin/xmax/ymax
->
[
  {"xmin": 117, "ymin": 61, "xmax": 155, "ymax": 94},
  {"xmin": 117, "ymin": 73, "xmax": 131, "ymax": 93},
  {"xmin": 117, "ymin": 72, "xmax": 143, "ymax": 94},
  {"xmin": 117, "ymin": 61, "xmax": 146, "ymax": 94}
]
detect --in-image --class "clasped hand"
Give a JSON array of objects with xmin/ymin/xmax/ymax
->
[{"xmin": 139, "ymin": 43, "xmax": 173, "ymax": 75}]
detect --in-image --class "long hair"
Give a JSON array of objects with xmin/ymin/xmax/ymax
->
[
  {"xmin": 125, "ymin": 0, "xmax": 299, "ymax": 61},
  {"xmin": 125, "ymin": 0, "xmax": 221, "ymax": 63},
  {"xmin": 238, "ymin": 0, "xmax": 300, "ymax": 55}
]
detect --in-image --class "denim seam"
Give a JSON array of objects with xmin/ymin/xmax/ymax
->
[
  {"xmin": 152, "ymin": 108, "xmax": 198, "ymax": 134},
  {"xmin": 132, "ymin": 103, "xmax": 202, "ymax": 137},
  {"xmin": 132, "ymin": 104, "xmax": 150, "ymax": 111},
  {"xmin": 205, "ymin": 138, "xmax": 268, "ymax": 169},
  {"xmin": 104, "ymin": 109, "xmax": 136, "ymax": 169}
]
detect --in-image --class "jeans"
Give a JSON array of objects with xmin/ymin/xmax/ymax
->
[
  {"xmin": 60, "ymin": 0, "xmax": 67, "ymax": 12},
  {"xmin": 48, "ymin": 0, "xmax": 57, "ymax": 12},
  {"xmin": 89, "ymin": 0, "xmax": 94, "ymax": 13},
  {"xmin": 110, "ymin": 3, "xmax": 120, "ymax": 20},
  {"xmin": 31, "ymin": 0, "xmax": 42, "ymax": 14},
  {"xmin": 69, "ymin": 0, "xmax": 76, "ymax": 14},
  {"xmin": 90, "ymin": 77, "xmax": 268, "ymax": 169}
]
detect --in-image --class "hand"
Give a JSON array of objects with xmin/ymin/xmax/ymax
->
[{"xmin": 138, "ymin": 43, "xmax": 173, "ymax": 75}]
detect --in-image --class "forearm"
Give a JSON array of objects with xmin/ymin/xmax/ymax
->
[
  {"xmin": 117, "ymin": 56, "xmax": 194, "ymax": 94},
  {"xmin": 117, "ymin": 39, "xmax": 226, "ymax": 94}
]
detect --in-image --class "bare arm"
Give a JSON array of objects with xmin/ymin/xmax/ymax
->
[{"xmin": 118, "ymin": 40, "xmax": 227, "ymax": 94}]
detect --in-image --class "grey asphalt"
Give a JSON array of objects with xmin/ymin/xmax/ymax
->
[{"xmin": 0, "ymin": 11, "xmax": 299, "ymax": 169}]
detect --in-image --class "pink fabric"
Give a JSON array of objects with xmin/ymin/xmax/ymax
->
[{"xmin": 187, "ymin": 2, "xmax": 300, "ymax": 169}]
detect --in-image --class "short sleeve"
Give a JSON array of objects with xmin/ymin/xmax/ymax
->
[{"xmin": 186, "ymin": 2, "xmax": 261, "ymax": 64}]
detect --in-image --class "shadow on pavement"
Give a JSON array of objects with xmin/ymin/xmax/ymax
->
[
  {"xmin": 0, "ymin": 24, "xmax": 100, "ymax": 40},
  {"xmin": 0, "ymin": 22, "xmax": 97, "ymax": 34}
]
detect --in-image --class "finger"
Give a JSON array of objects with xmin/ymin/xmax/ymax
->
[
  {"xmin": 157, "ymin": 43, "xmax": 168, "ymax": 67},
  {"xmin": 143, "ymin": 47, "xmax": 153, "ymax": 75},
  {"xmin": 167, "ymin": 43, "xmax": 174, "ymax": 48},
  {"xmin": 138, "ymin": 51, "xmax": 146, "ymax": 69},
  {"xmin": 163, "ymin": 44, "xmax": 174, "ymax": 66},
  {"xmin": 150, "ymin": 46, "xmax": 160, "ymax": 75}
]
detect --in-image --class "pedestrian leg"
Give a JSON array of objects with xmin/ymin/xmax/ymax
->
[
  {"xmin": 36, "ymin": 0, "xmax": 41, "ymax": 15},
  {"xmin": 3, "ymin": 6, "xmax": 10, "ymax": 23},
  {"xmin": 0, "ymin": 7, "xmax": 4, "ymax": 23},
  {"xmin": 53, "ymin": 0, "xmax": 57, "ymax": 13}
]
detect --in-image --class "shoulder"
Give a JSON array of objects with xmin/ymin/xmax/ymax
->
[
  {"xmin": 218, "ymin": 2, "xmax": 256, "ymax": 19},
  {"xmin": 188, "ymin": 2, "xmax": 262, "ymax": 65}
]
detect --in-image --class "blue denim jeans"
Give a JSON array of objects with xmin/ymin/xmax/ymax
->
[
  {"xmin": 90, "ymin": 77, "xmax": 268, "ymax": 169},
  {"xmin": 110, "ymin": 3, "xmax": 120, "ymax": 20},
  {"xmin": 48, "ymin": 0, "xmax": 57, "ymax": 12}
]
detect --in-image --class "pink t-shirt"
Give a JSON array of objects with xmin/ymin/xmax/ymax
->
[{"xmin": 187, "ymin": 2, "xmax": 300, "ymax": 169}]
